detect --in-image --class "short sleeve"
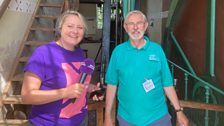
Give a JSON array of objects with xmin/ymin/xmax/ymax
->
[
  {"xmin": 105, "ymin": 48, "xmax": 119, "ymax": 86},
  {"xmin": 24, "ymin": 47, "xmax": 45, "ymax": 81},
  {"xmin": 159, "ymin": 47, "xmax": 173, "ymax": 87}
]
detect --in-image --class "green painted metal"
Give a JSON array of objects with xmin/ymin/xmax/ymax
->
[
  {"xmin": 166, "ymin": 0, "xmax": 179, "ymax": 28},
  {"xmin": 205, "ymin": 0, "xmax": 216, "ymax": 77},
  {"xmin": 169, "ymin": 60, "xmax": 223, "ymax": 125},
  {"xmin": 165, "ymin": 0, "xmax": 196, "ymax": 75},
  {"xmin": 122, "ymin": 0, "xmax": 128, "ymax": 41},
  {"xmin": 123, "ymin": 0, "xmax": 128, "ymax": 18},
  {"xmin": 205, "ymin": 86, "xmax": 210, "ymax": 126},
  {"xmin": 184, "ymin": 73, "xmax": 188, "ymax": 100},
  {"xmin": 165, "ymin": 0, "xmax": 223, "ymax": 125},
  {"xmin": 122, "ymin": 0, "xmax": 135, "ymax": 17},
  {"xmin": 170, "ymin": 60, "xmax": 222, "ymax": 125},
  {"xmin": 170, "ymin": 32, "xmax": 196, "ymax": 75},
  {"xmin": 168, "ymin": 60, "xmax": 224, "ymax": 96},
  {"xmin": 122, "ymin": 0, "xmax": 135, "ymax": 41},
  {"xmin": 192, "ymin": 83, "xmax": 220, "ymax": 126},
  {"xmin": 130, "ymin": 0, "xmax": 135, "ymax": 11},
  {"xmin": 191, "ymin": 1, "xmax": 217, "ymax": 124},
  {"xmin": 192, "ymin": 82, "xmax": 203, "ymax": 99}
]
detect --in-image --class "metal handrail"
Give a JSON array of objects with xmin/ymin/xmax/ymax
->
[
  {"xmin": 169, "ymin": 60, "xmax": 224, "ymax": 126},
  {"xmin": 165, "ymin": 0, "xmax": 196, "ymax": 76},
  {"xmin": 168, "ymin": 60, "xmax": 224, "ymax": 96},
  {"xmin": 170, "ymin": 32, "xmax": 196, "ymax": 75}
]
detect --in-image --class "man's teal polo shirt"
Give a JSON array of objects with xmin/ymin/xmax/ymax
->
[{"xmin": 105, "ymin": 36, "xmax": 173, "ymax": 125}]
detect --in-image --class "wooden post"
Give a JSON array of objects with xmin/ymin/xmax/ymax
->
[{"xmin": 88, "ymin": 100, "xmax": 117, "ymax": 126}]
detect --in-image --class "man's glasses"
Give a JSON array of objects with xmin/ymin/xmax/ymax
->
[{"xmin": 126, "ymin": 21, "xmax": 145, "ymax": 28}]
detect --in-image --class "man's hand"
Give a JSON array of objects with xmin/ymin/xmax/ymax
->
[
  {"xmin": 176, "ymin": 111, "xmax": 189, "ymax": 126},
  {"xmin": 89, "ymin": 82, "xmax": 105, "ymax": 101},
  {"xmin": 104, "ymin": 114, "xmax": 114, "ymax": 126}
]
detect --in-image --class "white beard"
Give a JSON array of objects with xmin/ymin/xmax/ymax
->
[{"xmin": 128, "ymin": 30, "xmax": 145, "ymax": 40}]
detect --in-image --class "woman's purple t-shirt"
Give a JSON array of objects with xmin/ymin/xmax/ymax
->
[{"xmin": 24, "ymin": 41, "xmax": 91, "ymax": 126}]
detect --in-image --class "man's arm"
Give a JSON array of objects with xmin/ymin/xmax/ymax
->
[
  {"xmin": 104, "ymin": 84, "xmax": 117, "ymax": 126},
  {"xmin": 164, "ymin": 86, "xmax": 189, "ymax": 126}
]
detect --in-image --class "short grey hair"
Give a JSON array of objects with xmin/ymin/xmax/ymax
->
[{"xmin": 124, "ymin": 10, "xmax": 147, "ymax": 24}]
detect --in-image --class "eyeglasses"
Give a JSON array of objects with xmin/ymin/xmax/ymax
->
[{"xmin": 126, "ymin": 21, "xmax": 145, "ymax": 28}]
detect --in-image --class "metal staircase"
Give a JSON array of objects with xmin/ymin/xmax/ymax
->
[
  {"xmin": 2, "ymin": 0, "xmax": 224, "ymax": 125},
  {"xmin": 1, "ymin": 0, "xmax": 65, "ymax": 124},
  {"xmin": 0, "ymin": 1, "xmax": 112, "ymax": 126}
]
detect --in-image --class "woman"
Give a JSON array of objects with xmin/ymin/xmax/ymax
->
[{"xmin": 21, "ymin": 10, "xmax": 102, "ymax": 126}]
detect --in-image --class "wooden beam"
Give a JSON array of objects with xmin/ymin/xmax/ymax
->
[
  {"xmin": 180, "ymin": 100, "xmax": 224, "ymax": 112},
  {"xmin": 0, "ymin": 0, "xmax": 11, "ymax": 18}
]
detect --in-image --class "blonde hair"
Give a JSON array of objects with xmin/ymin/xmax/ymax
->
[
  {"xmin": 55, "ymin": 10, "xmax": 87, "ymax": 36},
  {"xmin": 124, "ymin": 10, "xmax": 147, "ymax": 24}
]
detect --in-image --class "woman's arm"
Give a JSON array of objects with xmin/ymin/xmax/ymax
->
[{"xmin": 21, "ymin": 72, "xmax": 85, "ymax": 105}]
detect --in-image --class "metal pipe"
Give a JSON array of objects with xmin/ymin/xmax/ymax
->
[
  {"xmin": 122, "ymin": 0, "xmax": 135, "ymax": 41},
  {"xmin": 115, "ymin": 0, "xmax": 118, "ymax": 46},
  {"xmin": 130, "ymin": 0, "xmax": 135, "ymax": 10},
  {"xmin": 208, "ymin": 0, "xmax": 216, "ymax": 77},
  {"xmin": 123, "ymin": 0, "xmax": 128, "ymax": 17},
  {"xmin": 204, "ymin": 86, "xmax": 210, "ymax": 126},
  {"xmin": 101, "ymin": 0, "xmax": 111, "ymax": 70},
  {"xmin": 165, "ymin": 0, "xmax": 179, "ymax": 28},
  {"xmin": 122, "ymin": 0, "xmax": 135, "ymax": 20}
]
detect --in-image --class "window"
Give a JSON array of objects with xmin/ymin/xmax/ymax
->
[{"xmin": 96, "ymin": 4, "xmax": 103, "ymax": 29}]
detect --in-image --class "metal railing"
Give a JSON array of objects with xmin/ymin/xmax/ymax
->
[
  {"xmin": 165, "ymin": 0, "xmax": 224, "ymax": 124},
  {"xmin": 168, "ymin": 60, "xmax": 224, "ymax": 126}
]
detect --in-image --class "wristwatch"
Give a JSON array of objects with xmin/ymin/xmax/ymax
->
[{"xmin": 175, "ymin": 108, "xmax": 183, "ymax": 112}]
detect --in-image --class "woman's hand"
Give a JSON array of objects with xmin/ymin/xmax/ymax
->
[{"xmin": 64, "ymin": 83, "xmax": 85, "ymax": 99}]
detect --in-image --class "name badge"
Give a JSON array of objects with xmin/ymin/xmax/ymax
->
[{"xmin": 142, "ymin": 79, "xmax": 155, "ymax": 93}]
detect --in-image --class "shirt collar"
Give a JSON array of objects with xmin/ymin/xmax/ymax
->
[{"xmin": 126, "ymin": 36, "xmax": 151, "ymax": 51}]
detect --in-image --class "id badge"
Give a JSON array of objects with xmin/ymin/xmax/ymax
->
[{"xmin": 142, "ymin": 79, "xmax": 155, "ymax": 93}]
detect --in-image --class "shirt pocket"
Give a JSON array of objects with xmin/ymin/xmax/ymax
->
[{"xmin": 144, "ymin": 57, "xmax": 161, "ymax": 77}]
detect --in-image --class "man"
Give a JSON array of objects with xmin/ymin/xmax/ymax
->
[{"xmin": 104, "ymin": 10, "xmax": 189, "ymax": 126}]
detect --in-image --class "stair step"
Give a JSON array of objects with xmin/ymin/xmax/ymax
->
[
  {"xmin": 3, "ymin": 95, "xmax": 23, "ymax": 104},
  {"xmin": 0, "ymin": 119, "xmax": 28, "ymax": 125},
  {"xmin": 1, "ymin": 0, "xmax": 65, "ymax": 121},
  {"xmin": 12, "ymin": 74, "xmax": 24, "ymax": 81},
  {"xmin": 39, "ymin": 3, "xmax": 62, "ymax": 8},
  {"xmin": 19, "ymin": 57, "xmax": 29, "ymax": 62},
  {"xmin": 25, "ymin": 41, "xmax": 48, "ymax": 46},
  {"xmin": 35, "ymin": 15, "xmax": 58, "ymax": 19},
  {"xmin": 30, "ymin": 27, "xmax": 55, "ymax": 32},
  {"xmin": 80, "ymin": 0, "xmax": 104, "ymax": 4}
]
